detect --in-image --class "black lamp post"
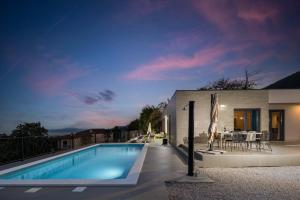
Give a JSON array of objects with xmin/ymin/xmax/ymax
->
[{"xmin": 187, "ymin": 101, "xmax": 194, "ymax": 176}]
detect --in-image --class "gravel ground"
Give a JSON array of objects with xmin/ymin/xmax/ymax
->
[{"xmin": 165, "ymin": 167, "xmax": 300, "ymax": 200}]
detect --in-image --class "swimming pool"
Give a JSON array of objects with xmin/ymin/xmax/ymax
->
[{"xmin": 0, "ymin": 143, "xmax": 148, "ymax": 186}]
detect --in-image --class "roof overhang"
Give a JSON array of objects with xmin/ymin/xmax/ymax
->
[{"xmin": 268, "ymin": 89, "xmax": 300, "ymax": 104}]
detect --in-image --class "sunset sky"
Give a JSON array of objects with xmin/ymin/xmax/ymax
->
[{"xmin": 1, "ymin": 0, "xmax": 300, "ymax": 133}]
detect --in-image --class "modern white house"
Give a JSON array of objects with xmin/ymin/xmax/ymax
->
[{"xmin": 163, "ymin": 72, "xmax": 300, "ymax": 146}]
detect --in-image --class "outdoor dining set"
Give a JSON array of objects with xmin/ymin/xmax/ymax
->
[
  {"xmin": 220, "ymin": 130, "xmax": 272, "ymax": 152},
  {"xmin": 188, "ymin": 130, "xmax": 273, "ymax": 152}
]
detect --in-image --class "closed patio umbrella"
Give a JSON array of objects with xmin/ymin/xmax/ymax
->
[
  {"xmin": 147, "ymin": 122, "xmax": 152, "ymax": 135},
  {"xmin": 208, "ymin": 93, "xmax": 219, "ymax": 151},
  {"xmin": 146, "ymin": 122, "xmax": 152, "ymax": 143}
]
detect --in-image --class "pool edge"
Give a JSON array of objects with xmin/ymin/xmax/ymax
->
[{"xmin": 0, "ymin": 143, "xmax": 148, "ymax": 186}]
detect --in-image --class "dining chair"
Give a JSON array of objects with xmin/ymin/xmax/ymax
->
[
  {"xmin": 260, "ymin": 131, "xmax": 272, "ymax": 151},
  {"xmin": 245, "ymin": 131, "xmax": 257, "ymax": 150},
  {"xmin": 214, "ymin": 132, "xmax": 222, "ymax": 148},
  {"xmin": 223, "ymin": 133, "xmax": 233, "ymax": 150},
  {"xmin": 232, "ymin": 132, "xmax": 245, "ymax": 151}
]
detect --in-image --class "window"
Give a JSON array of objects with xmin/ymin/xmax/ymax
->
[{"xmin": 234, "ymin": 109, "xmax": 260, "ymax": 131}]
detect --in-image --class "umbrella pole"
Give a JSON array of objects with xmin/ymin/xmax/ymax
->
[
  {"xmin": 209, "ymin": 142, "xmax": 214, "ymax": 151},
  {"xmin": 187, "ymin": 101, "xmax": 194, "ymax": 176}
]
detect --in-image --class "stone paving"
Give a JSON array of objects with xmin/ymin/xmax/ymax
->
[{"xmin": 166, "ymin": 166, "xmax": 300, "ymax": 200}]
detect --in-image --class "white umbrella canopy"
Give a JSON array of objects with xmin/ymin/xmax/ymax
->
[{"xmin": 208, "ymin": 93, "xmax": 219, "ymax": 151}]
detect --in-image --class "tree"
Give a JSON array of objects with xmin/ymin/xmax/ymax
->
[
  {"xmin": 198, "ymin": 72, "xmax": 257, "ymax": 90},
  {"xmin": 6, "ymin": 122, "xmax": 49, "ymax": 163},
  {"xmin": 112, "ymin": 126, "xmax": 122, "ymax": 142},
  {"xmin": 139, "ymin": 105, "xmax": 162, "ymax": 134},
  {"xmin": 127, "ymin": 119, "xmax": 140, "ymax": 131},
  {"xmin": 148, "ymin": 108, "xmax": 162, "ymax": 133},
  {"xmin": 11, "ymin": 122, "xmax": 48, "ymax": 137},
  {"xmin": 158, "ymin": 101, "xmax": 168, "ymax": 110}
]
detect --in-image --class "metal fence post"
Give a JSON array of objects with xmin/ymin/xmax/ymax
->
[
  {"xmin": 21, "ymin": 135, "xmax": 24, "ymax": 161},
  {"xmin": 71, "ymin": 133, "xmax": 74, "ymax": 149}
]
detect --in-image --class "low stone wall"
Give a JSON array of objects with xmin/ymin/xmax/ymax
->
[
  {"xmin": 178, "ymin": 144, "xmax": 300, "ymax": 168},
  {"xmin": 196, "ymin": 153, "xmax": 300, "ymax": 168}
]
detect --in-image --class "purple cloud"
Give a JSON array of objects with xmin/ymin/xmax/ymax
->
[
  {"xmin": 71, "ymin": 90, "xmax": 116, "ymax": 105},
  {"xmin": 83, "ymin": 96, "xmax": 99, "ymax": 105},
  {"xmin": 99, "ymin": 90, "xmax": 115, "ymax": 102}
]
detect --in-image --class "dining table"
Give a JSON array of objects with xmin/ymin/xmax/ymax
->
[{"xmin": 219, "ymin": 131, "xmax": 262, "ymax": 149}]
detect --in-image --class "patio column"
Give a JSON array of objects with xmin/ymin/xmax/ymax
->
[{"xmin": 164, "ymin": 115, "xmax": 168, "ymax": 134}]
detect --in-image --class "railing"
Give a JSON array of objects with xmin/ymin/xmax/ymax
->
[{"xmin": 0, "ymin": 136, "xmax": 95, "ymax": 166}]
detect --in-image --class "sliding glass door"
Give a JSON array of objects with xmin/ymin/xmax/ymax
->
[
  {"xmin": 269, "ymin": 110, "xmax": 284, "ymax": 141},
  {"xmin": 234, "ymin": 109, "xmax": 260, "ymax": 131}
]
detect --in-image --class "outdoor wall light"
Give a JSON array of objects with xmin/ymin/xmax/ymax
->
[
  {"xmin": 295, "ymin": 105, "xmax": 300, "ymax": 113},
  {"xmin": 220, "ymin": 104, "xmax": 226, "ymax": 108},
  {"xmin": 182, "ymin": 104, "xmax": 189, "ymax": 111}
]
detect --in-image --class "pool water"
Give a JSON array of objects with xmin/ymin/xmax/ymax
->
[{"xmin": 0, "ymin": 144, "xmax": 144, "ymax": 180}]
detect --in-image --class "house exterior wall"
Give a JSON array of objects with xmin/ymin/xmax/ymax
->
[
  {"xmin": 168, "ymin": 90, "xmax": 269, "ymax": 146},
  {"xmin": 269, "ymin": 89, "xmax": 300, "ymax": 103},
  {"xmin": 269, "ymin": 103, "xmax": 300, "ymax": 141}
]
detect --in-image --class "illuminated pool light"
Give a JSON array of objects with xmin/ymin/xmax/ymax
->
[{"xmin": 96, "ymin": 168, "xmax": 124, "ymax": 179}]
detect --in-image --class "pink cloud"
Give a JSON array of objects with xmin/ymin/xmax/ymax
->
[
  {"xmin": 127, "ymin": 44, "xmax": 229, "ymax": 80},
  {"xmin": 193, "ymin": 0, "xmax": 279, "ymax": 29},
  {"xmin": 72, "ymin": 111, "xmax": 129, "ymax": 128},
  {"xmin": 215, "ymin": 50, "xmax": 275, "ymax": 73},
  {"xmin": 152, "ymin": 30, "xmax": 204, "ymax": 52},
  {"xmin": 126, "ymin": 36, "xmax": 277, "ymax": 80},
  {"xmin": 192, "ymin": 0, "xmax": 281, "ymax": 45},
  {"xmin": 236, "ymin": 1, "xmax": 279, "ymax": 23},
  {"xmin": 25, "ymin": 54, "xmax": 89, "ymax": 96},
  {"xmin": 193, "ymin": 0, "xmax": 238, "ymax": 33},
  {"xmin": 27, "ymin": 68, "xmax": 83, "ymax": 95},
  {"xmin": 126, "ymin": 43, "xmax": 253, "ymax": 80}
]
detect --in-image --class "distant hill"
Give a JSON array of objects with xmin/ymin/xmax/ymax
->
[
  {"xmin": 48, "ymin": 128, "xmax": 83, "ymax": 136},
  {"xmin": 265, "ymin": 71, "xmax": 300, "ymax": 89}
]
